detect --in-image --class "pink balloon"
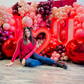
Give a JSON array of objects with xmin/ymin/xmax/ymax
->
[
  {"xmin": 22, "ymin": 16, "xmax": 33, "ymax": 27},
  {"xmin": 71, "ymin": 8, "xmax": 76, "ymax": 11},
  {"xmin": 74, "ymin": 21, "xmax": 78, "ymax": 26},
  {"xmin": 3, "ymin": 15, "xmax": 7, "ymax": 19},
  {"xmin": 10, "ymin": 26, "xmax": 15, "ymax": 32},
  {"xmin": 77, "ymin": 23, "xmax": 81, "ymax": 29},
  {"xmin": 39, "ymin": 21, "xmax": 46, "ymax": 27},
  {"xmin": 56, "ymin": 53, "xmax": 60, "ymax": 58},
  {"xmin": 76, "ymin": 7, "xmax": 84, "ymax": 14},
  {"xmin": 0, "ymin": 5, "xmax": 6, "ymax": 10},
  {"xmin": 5, "ymin": 19, "xmax": 9, "ymax": 23},
  {"xmin": 61, "ymin": 30, "xmax": 66, "ymax": 36},
  {"xmin": 3, "ymin": 23, "xmax": 10, "ymax": 30},
  {"xmin": 82, "ymin": 22, "xmax": 84, "ymax": 28},
  {"xmin": 6, "ymin": 7, "xmax": 12, "ymax": 13},
  {"xmin": 34, "ymin": 20, "xmax": 38, "ymax": 23},
  {"xmin": 37, "ymin": 14, "xmax": 41, "ymax": 18},
  {"xmin": 77, "ymin": 13, "xmax": 82, "ymax": 16},
  {"xmin": 75, "ymin": 29, "xmax": 84, "ymax": 38},
  {"xmin": 30, "ymin": 12, "xmax": 35, "ymax": 19},
  {"xmin": 70, "ymin": 11, "xmax": 76, "ymax": 17},
  {"xmin": 34, "ymin": 16, "xmax": 37, "ymax": 20},
  {"xmin": 74, "ymin": 26, "xmax": 77, "ymax": 30},
  {"xmin": 34, "ymin": 23, "xmax": 38, "ymax": 27},
  {"xmin": 54, "ymin": 57, "xmax": 59, "ymax": 62},
  {"xmin": 78, "ymin": 14, "xmax": 84, "ymax": 22},
  {"xmin": 73, "ymin": 2, "xmax": 77, "ymax": 7},
  {"xmin": 50, "ymin": 40, "xmax": 54, "ymax": 44},
  {"xmin": 74, "ymin": 16, "xmax": 78, "ymax": 21},
  {"xmin": 28, "ymin": 6, "xmax": 34, "ymax": 13},
  {"xmin": 9, "ymin": 19, "xmax": 15, "ymax": 25}
]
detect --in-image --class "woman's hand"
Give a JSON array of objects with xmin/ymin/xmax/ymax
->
[
  {"xmin": 22, "ymin": 58, "xmax": 25, "ymax": 66},
  {"xmin": 5, "ymin": 62, "xmax": 13, "ymax": 66}
]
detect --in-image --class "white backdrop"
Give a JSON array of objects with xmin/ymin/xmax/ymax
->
[
  {"xmin": 0, "ymin": 0, "xmax": 83, "ymax": 7},
  {"xmin": 0, "ymin": 0, "xmax": 83, "ymax": 8},
  {"xmin": 0, "ymin": 0, "xmax": 47, "ymax": 7}
]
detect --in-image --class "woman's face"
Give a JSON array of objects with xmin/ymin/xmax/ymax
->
[{"xmin": 25, "ymin": 28, "xmax": 30, "ymax": 38}]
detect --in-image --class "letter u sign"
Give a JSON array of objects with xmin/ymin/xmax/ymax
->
[{"xmin": 51, "ymin": 17, "xmax": 74, "ymax": 45}]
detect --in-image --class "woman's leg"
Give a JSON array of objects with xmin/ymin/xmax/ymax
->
[
  {"xmin": 32, "ymin": 52, "xmax": 68, "ymax": 69},
  {"xmin": 32, "ymin": 52, "xmax": 55, "ymax": 65},
  {"xmin": 20, "ymin": 58, "xmax": 42, "ymax": 67}
]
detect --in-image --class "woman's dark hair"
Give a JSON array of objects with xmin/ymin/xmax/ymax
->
[{"xmin": 23, "ymin": 26, "xmax": 35, "ymax": 45}]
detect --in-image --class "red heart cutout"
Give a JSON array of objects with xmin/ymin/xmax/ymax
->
[{"xmin": 32, "ymin": 28, "xmax": 51, "ymax": 54}]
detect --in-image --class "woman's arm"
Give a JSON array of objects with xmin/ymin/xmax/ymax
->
[
  {"xmin": 11, "ymin": 37, "xmax": 23, "ymax": 62},
  {"xmin": 5, "ymin": 38, "xmax": 23, "ymax": 66},
  {"xmin": 24, "ymin": 39, "xmax": 36, "ymax": 60}
]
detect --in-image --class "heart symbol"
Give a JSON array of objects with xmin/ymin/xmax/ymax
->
[
  {"xmin": 32, "ymin": 28, "xmax": 51, "ymax": 54},
  {"xmin": 19, "ymin": 28, "xmax": 51, "ymax": 54}
]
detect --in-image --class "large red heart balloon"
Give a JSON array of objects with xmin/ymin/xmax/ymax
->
[
  {"xmin": 66, "ymin": 38, "xmax": 84, "ymax": 64},
  {"xmin": 2, "ymin": 38, "xmax": 17, "ymax": 58}
]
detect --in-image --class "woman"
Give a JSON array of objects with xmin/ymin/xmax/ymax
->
[{"xmin": 6, "ymin": 26, "xmax": 68, "ymax": 69}]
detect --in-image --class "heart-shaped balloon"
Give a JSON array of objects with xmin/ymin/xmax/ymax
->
[
  {"xmin": 2, "ymin": 38, "xmax": 17, "ymax": 58},
  {"xmin": 66, "ymin": 38, "xmax": 84, "ymax": 63}
]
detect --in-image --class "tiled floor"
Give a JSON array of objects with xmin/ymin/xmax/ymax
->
[{"xmin": 0, "ymin": 59, "xmax": 84, "ymax": 84}]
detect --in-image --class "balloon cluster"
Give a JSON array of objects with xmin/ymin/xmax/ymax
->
[
  {"xmin": 18, "ymin": 0, "xmax": 42, "ymax": 30},
  {"xmin": 70, "ymin": 2, "xmax": 84, "ymax": 38},
  {"xmin": 22, "ymin": 14, "xmax": 43, "ymax": 30},
  {"xmin": 0, "ymin": 6, "xmax": 15, "ymax": 32},
  {"xmin": 31, "ymin": 14, "xmax": 43, "ymax": 31},
  {"xmin": 39, "ymin": 51, "xmax": 47, "ymax": 57},
  {"xmin": 55, "ymin": 44, "xmax": 66, "ymax": 54},
  {"xmin": 0, "ymin": 27, "xmax": 14, "ymax": 41},
  {"xmin": 50, "ymin": 51, "xmax": 60, "ymax": 62},
  {"xmin": 45, "ymin": 41, "xmax": 69, "ymax": 61},
  {"xmin": 55, "ymin": 44, "xmax": 69, "ymax": 61},
  {"xmin": 52, "ymin": 5, "xmax": 72, "ymax": 24},
  {"xmin": 18, "ymin": 0, "xmax": 29, "ymax": 16},
  {"xmin": 36, "ymin": 0, "xmax": 54, "ymax": 21},
  {"xmin": 35, "ymin": 33, "xmax": 45, "ymax": 49},
  {"xmin": 49, "ymin": 35, "xmax": 59, "ymax": 47},
  {"xmin": 12, "ymin": 2, "xmax": 21, "ymax": 15},
  {"xmin": 18, "ymin": 0, "xmax": 39, "ymax": 17},
  {"xmin": 0, "ymin": 27, "xmax": 14, "ymax": 59}
]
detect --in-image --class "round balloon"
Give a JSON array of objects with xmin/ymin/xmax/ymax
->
[
  {"xmin": 66, "ymin": 38, "xmax": 84, "ymax": 64},
  {"xmin": 2, "ymin": 38, "xmax": 17, "ymax": 58},
  {"xmin": 22, "ymin": 16, "xmax": 33, "ymax": 27}
]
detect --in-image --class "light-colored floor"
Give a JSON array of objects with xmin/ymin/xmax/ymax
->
[{"xmin": 0, "ymin": 59, "xmax": 84, "ymax": 84}]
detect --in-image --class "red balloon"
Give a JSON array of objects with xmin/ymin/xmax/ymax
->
[
  {"xmin": 66, "ymin": 38, "xmax": 84, "ymax": 64},
  {"xmin": 45, "ymin": 45, "xmax": 55, "ymax": 57},
  {"xmin": 2, "ymin": 38, "xmax": 17, "ymax": 58}
]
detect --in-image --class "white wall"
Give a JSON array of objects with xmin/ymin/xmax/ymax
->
[
  {"xmin": 77, "ymin": 0, "xmax": 84, "ymax": 6},
  {"xmin": 0, "ymin": 0, "xmax": 47, "ymax": 7},
  {"xmin": 0, "ymin": 0, "xmax": 84, "ymax": 7}
]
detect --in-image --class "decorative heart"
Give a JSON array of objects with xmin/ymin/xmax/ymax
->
[
  {"xmin": 19, "ymin": 28, "xmax": 51, "ymax": 54},
  {"xmin": 32, "ymin": 28, "xmax": 51, "ymax": 54}
]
